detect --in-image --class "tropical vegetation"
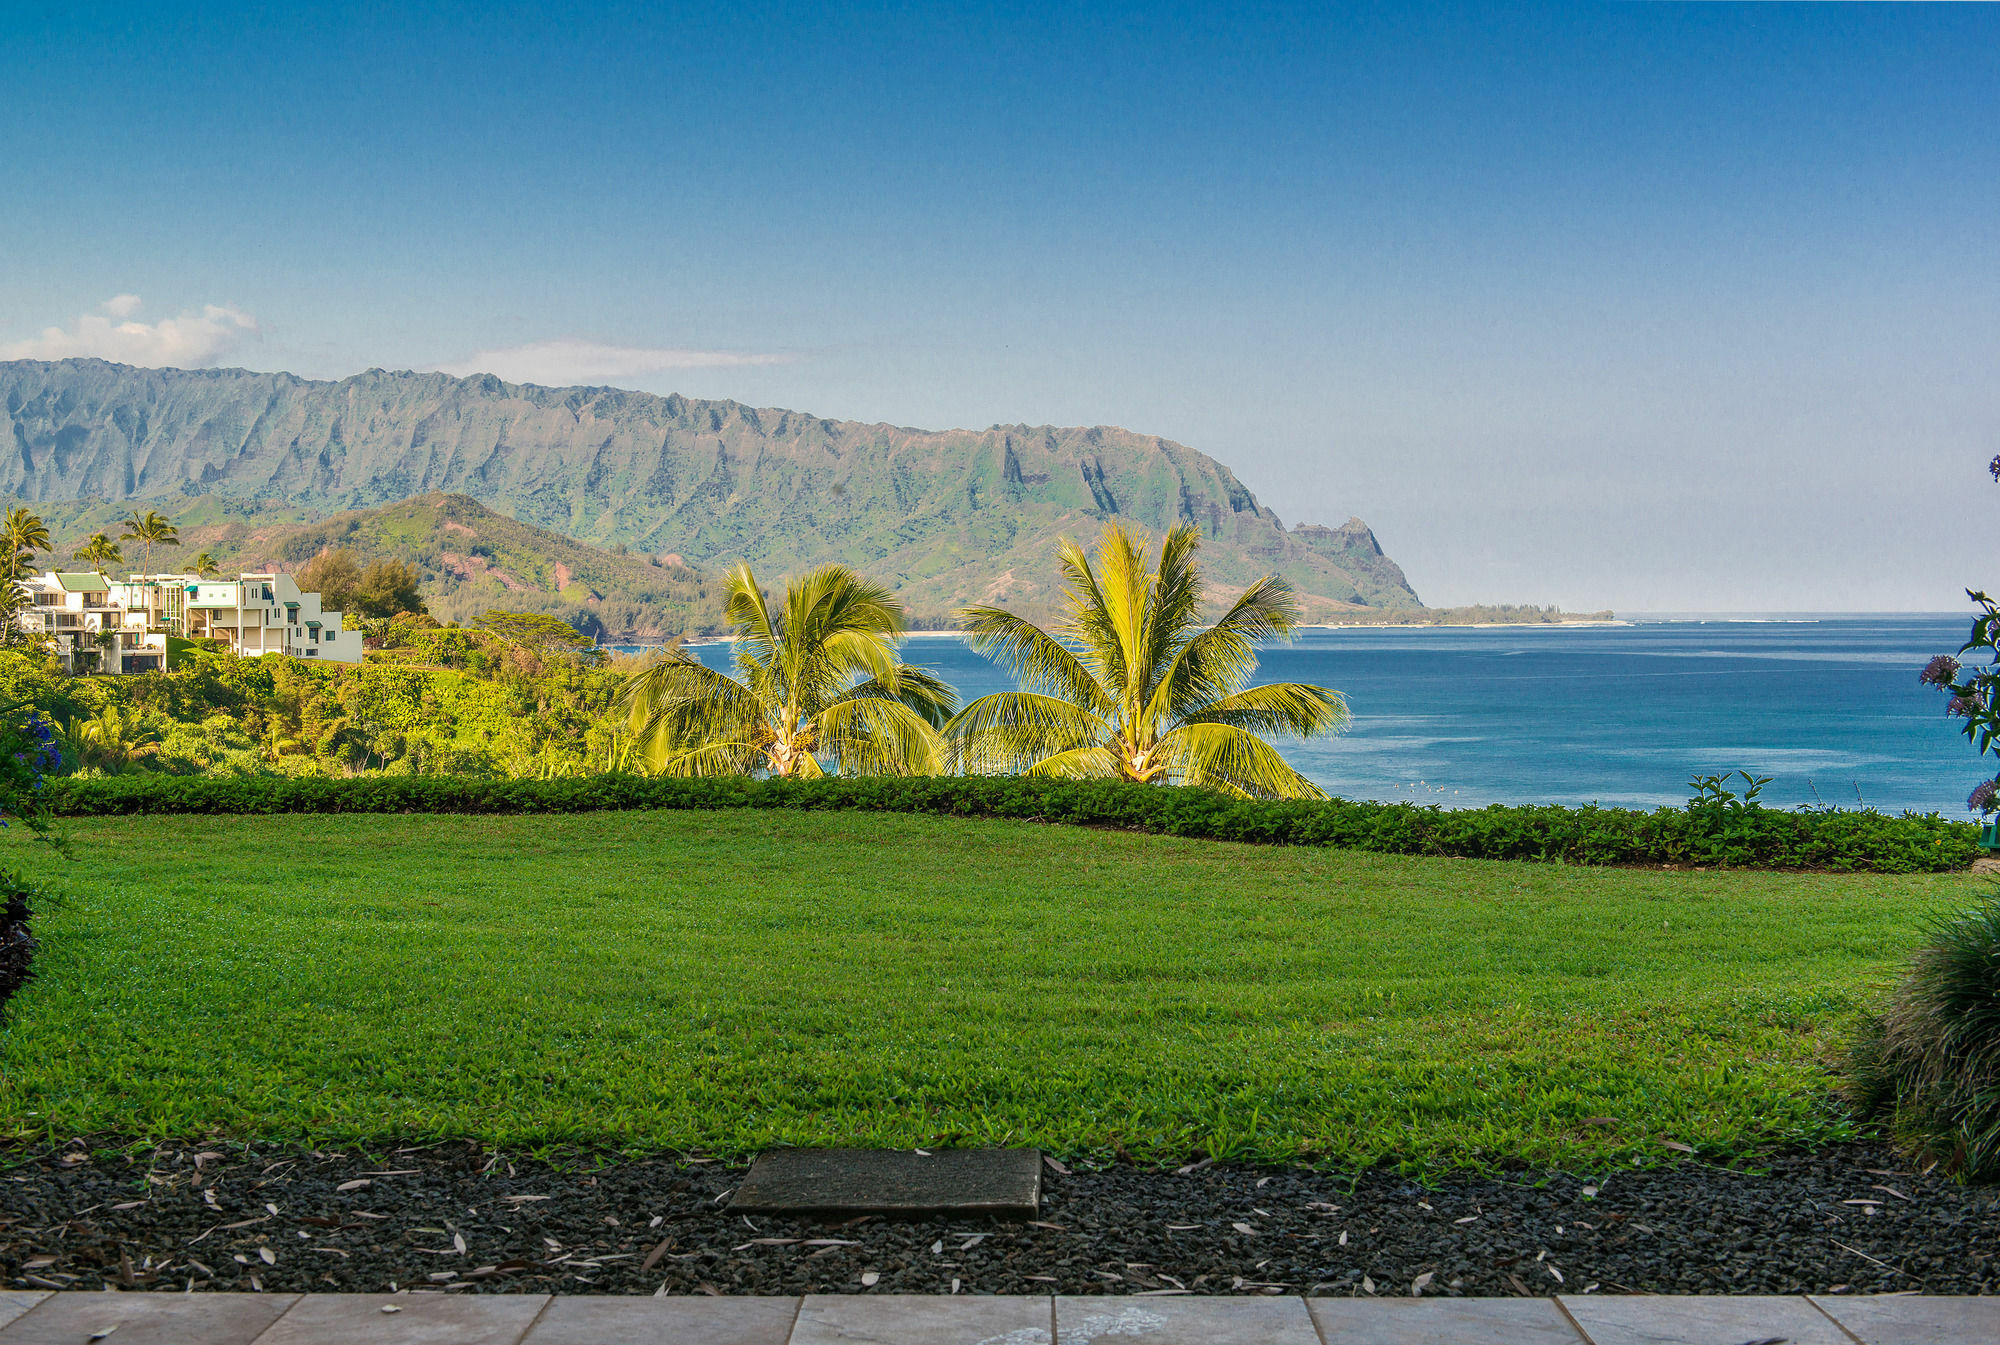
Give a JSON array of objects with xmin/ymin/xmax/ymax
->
[
  {"xmin": 1849, "ymin": 895, "xmax": 2000, "ymax": 1181},
  {"xmin": 947, "ymin": 522, "xmax": 1345, "ymax": 799},
  {"xmin": 120, "ymin": 508, "xmax": 180, "ymax": 570},
  {"xmin": 617, "ymin": 562, "xmax": 955, "ymax": 777}
]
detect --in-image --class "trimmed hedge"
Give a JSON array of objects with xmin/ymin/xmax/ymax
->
[{"xmin": 40, "ymin": 774, "xmax": 1983, "ymax": 872}]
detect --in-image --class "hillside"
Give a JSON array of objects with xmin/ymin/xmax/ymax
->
[
  {"xmin": 0, "ymin": 359, "xmax": 1421, "ymax": 621},
  {"xmin": 32, "ymin": 493, "xmax": 723, "ymax": 639}
]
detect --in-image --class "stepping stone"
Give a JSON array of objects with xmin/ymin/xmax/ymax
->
[
  {"xmin": 1309, "ymin": 1296, "xmax": 1584, "ymax": 1343},
  {"xmin": 1561, "ymin": 1293, "xmax": 1849, "ymax": 1345},
  {"xmin": 729, "ymin": 1149, "xmax": 1042, "ymax": 1219},
  {"xmin": 523, "ymin": 1295, "xmax": 801, "ymax": 1344},
  {"xmin": 791, "ymin": 1294, "xmax": 1052, "ymax": 1345},
  {"xmin": 0, "ymin": 1291, "xmax": 298, "ymax": 1344},
  {"xmin": 1811, "ymin": 1293, "xmax": 2000, "ymax": 1345},
  {"xmin": 252, "ymin": 1292, "xmax": 550, "ymax": 1345},
  {"xmin": 1060, "ymin": 1295, "xmax": 1319, "ymax": 1344}
]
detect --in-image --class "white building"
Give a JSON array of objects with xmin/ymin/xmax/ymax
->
[{"xmin": 13, "ymin": 569, "xmax": 364, "ymax": 672}]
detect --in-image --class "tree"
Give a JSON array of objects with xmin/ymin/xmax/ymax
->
[
  {"xmin": 475, "ymin": 610, "xmax": 593, "ymax": 652},
  {"xmin": 189, "ymin": 551, "xmax": 222, "ymax": 578},
  {"xmin": 1921, "ymin": 458, "xmax": 2000, "ymax": 815},
  {"xmin": 357, "ymin": 559, "xmax": 427, "ymax": 618},
  {"xmin": 119, "ymin": 510, "xmax": 180, "ymax": 572},
  {"xmin": 72, "ymin": 533, "xmax": 124, "ymax": 567},
  {"xmin": 1, "ymin": 508, "xmax": 50, "ymax": 582},
  {"xmin": 617, "ymin": 563, "xmax": 957, "ymax": 777},
  {"xmin": 945, "ymin": 522, "xmax": 1346, "ymax": 799},
  {"xmin": 296, "ymin": 549, "xmax": 363, "ymax": 613}
]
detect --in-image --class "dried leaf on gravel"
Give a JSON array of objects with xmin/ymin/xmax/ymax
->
[
  {"xmin": 336, "ymin": 1180, "xmax": 371, "ymax": 1192},
  {"xmin": 1412, "ymin": 1271, "xmax": 1434, "ymax": 1296},
  {"xmin": 1231, "ymin": 1222, "xmax": 1257, "ymax": 1236}
]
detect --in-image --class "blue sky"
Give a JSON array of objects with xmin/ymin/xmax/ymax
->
[{"xmin": 3, "ymin": 2, "xmax": 1995, "ymax": 610}]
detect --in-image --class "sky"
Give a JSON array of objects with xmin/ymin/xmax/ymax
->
[{"xmin": 2, "ymin": 1, "xmax": 1995, "ymax": 612}]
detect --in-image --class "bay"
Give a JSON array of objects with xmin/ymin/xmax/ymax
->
[{"xmin": 624, "ymin": 615, "xmax": 1981, "ymax": 814}]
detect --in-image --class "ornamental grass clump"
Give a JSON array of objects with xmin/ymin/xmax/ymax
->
[{"xmin": 1848, "ymin": 895, "xmax": 2000, "ymax": 1181}]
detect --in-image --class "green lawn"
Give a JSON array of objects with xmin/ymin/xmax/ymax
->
[{"xmin": 0, "ymin": 811, "xmax": 1981, "ymax": 1171}]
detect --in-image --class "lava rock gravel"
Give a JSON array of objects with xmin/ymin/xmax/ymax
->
[{"xmin": 2, "ymin": 1141, "xmax": 1994, "ymax": 1298}]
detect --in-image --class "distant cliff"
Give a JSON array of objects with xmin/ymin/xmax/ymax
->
[{"xmin": 1, "ymin": 358, "xmax": 1421, "ymax": 619}]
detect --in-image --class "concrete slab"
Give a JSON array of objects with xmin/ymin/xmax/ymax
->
[
  {"xmin": 251, "ymin": 1292, "xmax": 550, "ymax": 1345},
  {"xmin": 1811, "ymin": 1294, "xmax": 2000, "ymax": 1345},
  {"xmin": 1058, "ymin": 1295, "xmax": 1319, "ymax": 1344},
  {"xmin": 730, "ymin": 1150, "xmax": 1041, "ymax": 1220},
  {"xmin": 1309, "ymin": 1296, "xmax": 1585, "ymax": 1343},
  {"xmin": 790, "ymin": 1294, "xmax": 1052, "ymax": 1345},
  {"xmin": 0, "ymin": 1298, "xmax": 44, "ymax": 1333},
  {"xmin": 1560, "ymin": 1294, "xmax": 1851, "ymax": 1345},
  {"xmin": 522, "ymin": 1295, "xmax": 801, "ymax": 1345},
  {"xmin": 0, "ymin": 1291, "xmax": 298, "ymax": 1345}
]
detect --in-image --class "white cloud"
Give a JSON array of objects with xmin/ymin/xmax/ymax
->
[
  {"xmin": 0, "ymin": 296, "xmax": 258, "ymax": 367},
  {"xmin": 429, "ymin": 338, "xmax": 794, "ymax": 387}
]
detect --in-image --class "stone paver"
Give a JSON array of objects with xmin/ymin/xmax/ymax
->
[
  {"xmin": 731, "ymin": 1150, "xmax": 1042, "ymax": 1220},
  {"xmin": 1560, "ymin": 1293, "xmax": 1852, "ymax": 1345},
  {"xmin": 1811, "ymin": 1293, "xmax": 2000, "ymax": 1345},
  {"xmin": 790, "ymin": 1293, "xmax": 1052, "ymax": 1345},
  {"xmin": 522, "ymin": 1294, "xmax": 802, "ymax": 1344},
  {"xmin": 0, "ymin": 1291, "xmax": 298, "ymax": 1344},
  {"xmin": 251, "ymin": 1292, "xmax": 551, "ymax": 1345},
  {"xmin": 1309, "ymin": 1296, "xmax": 1585, "ymax": 1343},
  {"xmin": 0, "ymin": 1298, "xmax": 44, "ymax": 1333},
  {"xmin": 1058, "ymin": 1294, "xmax": 1318, "ymax": 1343}
]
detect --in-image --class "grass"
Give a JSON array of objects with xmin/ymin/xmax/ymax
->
[{"xmin": 1, "ymin": 811, "xmax": 1983, "ymax": 1171}]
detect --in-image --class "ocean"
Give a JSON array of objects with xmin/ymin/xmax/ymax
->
[{"xmin": 628, "ymin": 615, "xmax": 1983, "ymax": 815}]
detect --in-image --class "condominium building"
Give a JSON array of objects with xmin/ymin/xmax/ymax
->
[{"xmin": 13, "ymin": 569, "xmax": 363, "ymax": 673}]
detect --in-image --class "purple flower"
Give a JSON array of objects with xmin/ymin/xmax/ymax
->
[
  {"xmin": 1990, "ymin": 454, "xmax": 2000, "ymax": 483},
  {"xmin": 1920, "ymin": 654, "xmax": 1962, "ymax": 686},
  {"xmin": 1947, "ymin": 694, "xmax": 1987, "ymax": 718},
  {"xmin": 1971, "ymin": 779, "xmax": 1999, "ymax": 813}
]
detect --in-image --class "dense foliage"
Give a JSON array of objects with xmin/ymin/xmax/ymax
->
[
  {"xmin": 36, "ymin": 772, "xmax": 1979, "ymax": 871},
  {"xmin": 0, "ymin": 697, "xmax": 62, "ymax": 1009},
  {"xmin": 0, "ymin": 623, "xmax": 635, "ymax": 781},
  {"xmin": 1848, "ymin": 896, "xmax": 2000, "ymax": 1180}
]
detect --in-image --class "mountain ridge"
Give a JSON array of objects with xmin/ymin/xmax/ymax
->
[{"xmin": 2, "ymin": 357, "xmax": 1420, "ymax": 620}]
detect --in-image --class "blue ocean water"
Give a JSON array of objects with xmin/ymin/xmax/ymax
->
[{"xmin": 635, "ymin": 616, "xmax": 1982, "ymax": 814}]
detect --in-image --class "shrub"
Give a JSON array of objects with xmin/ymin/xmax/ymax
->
[
  {"xmin": 37, "ymin": 774, "xmax": 1981, "ymax": 873},
  {"xmin": 1848, "ymin": 896, "xmax": 2000, "ymax": 1180},
  {"xmin": 0, "ymin": 702, "xmax": 63, "ymax": 1012}
]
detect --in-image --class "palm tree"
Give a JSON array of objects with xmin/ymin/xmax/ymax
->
[
  {"xmin": 617, "ymin": 563, "xmax": 957, "ymax": 777},
  {"xmin": 72, "ymin": 533, "xmax": 124, "ymax": 567},
  {"xmin": 1, "ymin": 507, "xmax": 51, "ymax": 581},
  {"xmin": 189, "ymin": 551, "xmax": 221, "ymax": 578},
  {"xmin": 120, "ymin": 510, "xmax": 180, "ymax": 572},
  {"xmin": 945, "ymin": 522, "xmax": 1347, "ymax": 799}
]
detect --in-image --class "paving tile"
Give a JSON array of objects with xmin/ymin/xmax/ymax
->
[
  {"xmin": 1810, "ymin": 1294, "xmax": 2000, "ymax": 1345},
  {"xmin": 251, "ymin": 1292, "xmax": 550, "ymax": 1345},
  {"xmin": 1560, "ymin": 1294, "xmax": 1850, "ymax": 1345},
  {"xmin": 522, "ymin": 1294, "xmax": 800, "ymax": 1344},
  {"xmin": 1058, "ymin": 1294, "xmax": 1319, "ymax": 1344},
  {"xmin": 0, "ymin": 1291, "xmax": 298, "ymax": 1344},
  {"xmin": 1309, "ymin": 1296, "xmax": 1584, "ymax": 1343},
  {"xmin": 0, "ymin": 1298, "xmax": 44, "ymax": 1333},
  {"xmin": 790, "ymin": 1294, "xmax": 1053, "ymax": 1345}
]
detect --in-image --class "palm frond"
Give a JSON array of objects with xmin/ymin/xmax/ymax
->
[
  {"xmin": 617, "ymin": 655, "xmax": 766, "ymax": 769},
  {"xmin": 1137, "ymin": 523, "xmax": 1205, "ymax": 703},
  {"xmin": 1020, "ymin": 744, "xmax": 1123, "ymax": 781},
  {"xmin": 1145, "ymin": 574, "xmax": 1303, "ymax": 723},
  {"xmin": 645, "ymin": 738, "xmax": 768, "ymax": 778},
  {"xmin": 817, "ymin": 695, "xmax": 949, "ymax": 776},
  {"xmin": 1160, "ymin": 722, "xmax": 1329, "ymax": 800},
  {"xmin": 1177, "ymin": 681, "xmax": 1348, "ymax": 739},
  {"xmin": 722, "ymin": 563, "xmax": 780, "ymax": 677},
  {"xmin": 1056, "ymin": 535, "xmax": 1130, "ymax": 697},
  {"xmin": 958, "ymin": 605, "xmax": 1110, "ymax": 714},
  {"xmin": 944, "ymin": 691, "xmax": 1110, "ymax": 775},
  {"xmin": 845, "ymin": 664, "xmax": 961, "ymax": 728}
]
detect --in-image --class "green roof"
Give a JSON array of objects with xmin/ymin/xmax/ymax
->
[{"xmin": 53, "ymin": 573, "xmax": 109, "ymax": 593}]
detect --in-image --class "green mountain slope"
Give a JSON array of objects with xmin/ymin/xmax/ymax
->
[
  {"xmin": 31, "ymin": 493, "xmax": 722, "ymax": 639},
  {"xmin": 2, "ymin": 359, "xmax": 1420, "ymax": 620}
]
